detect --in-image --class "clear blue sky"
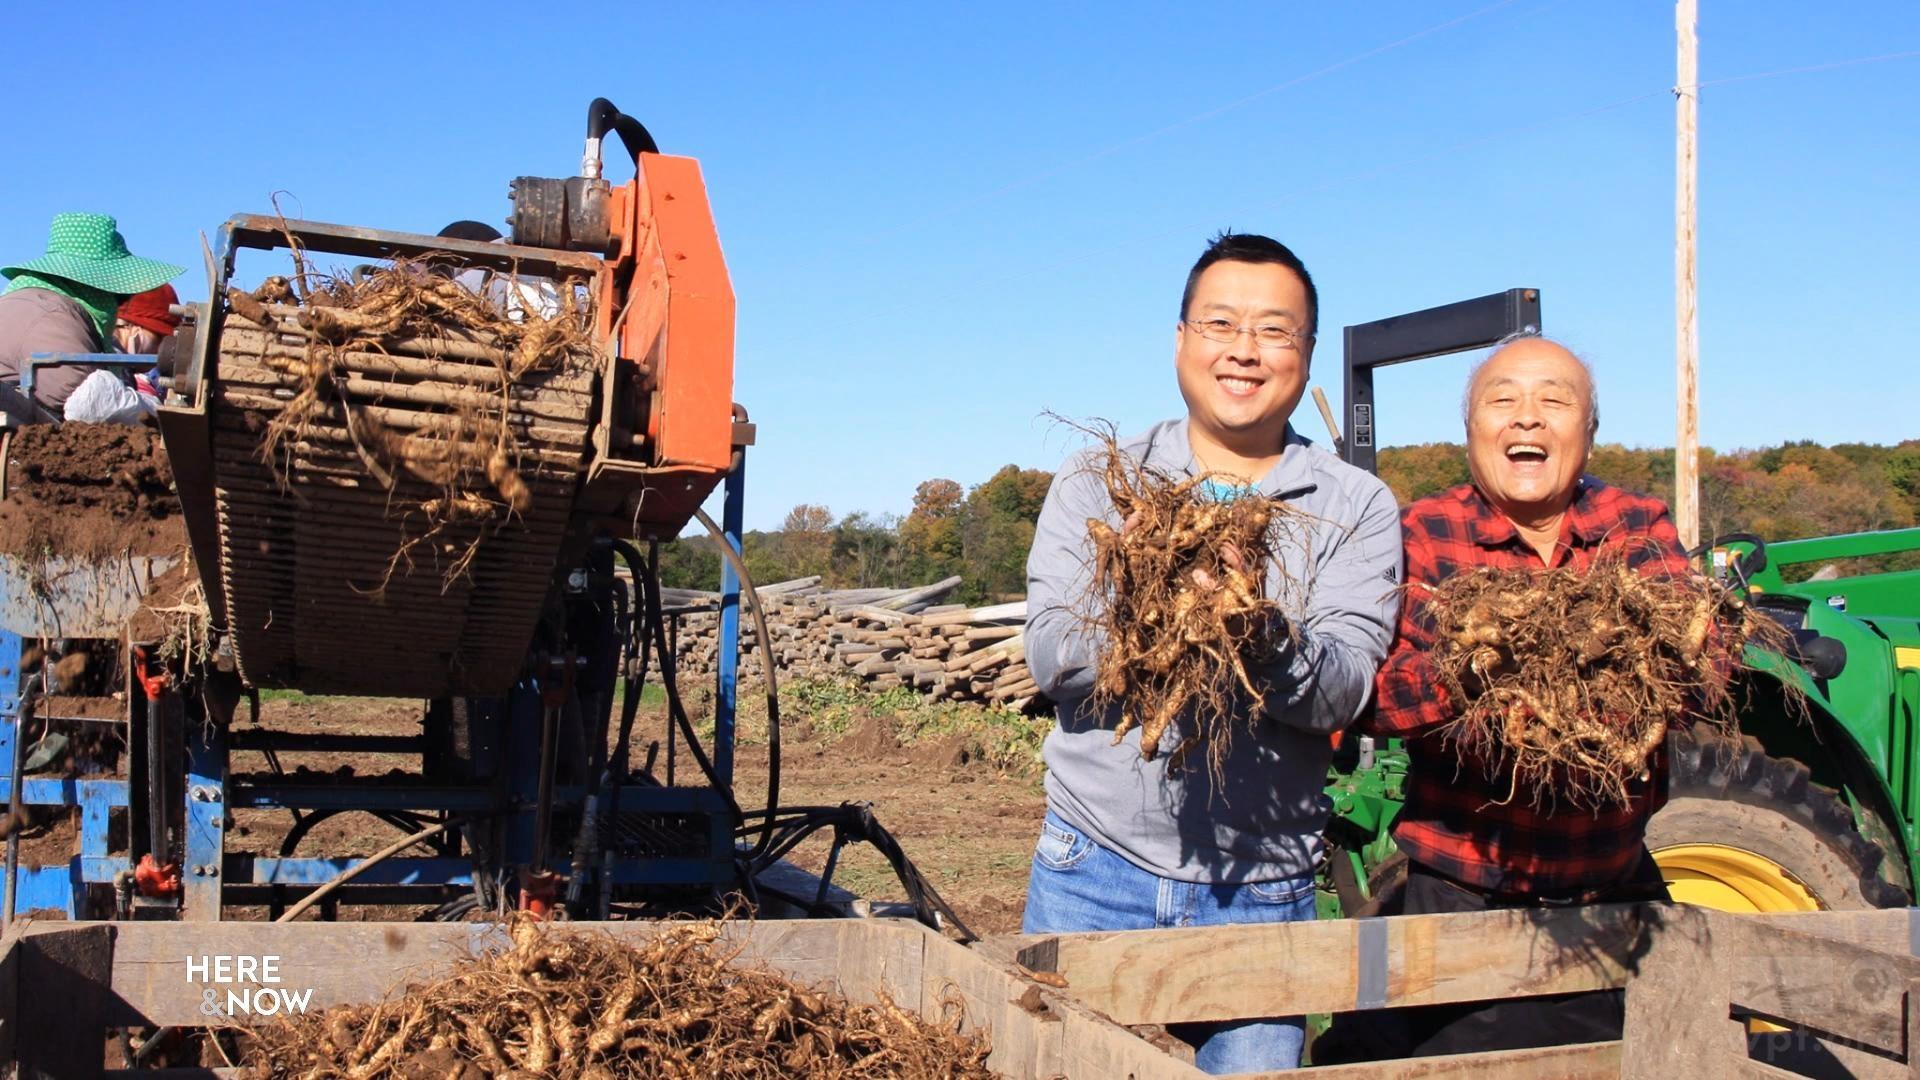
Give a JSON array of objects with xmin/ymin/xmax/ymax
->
[{"xmin": 5, "ymin": 2, "xmax": 1915, "ymax": 529}]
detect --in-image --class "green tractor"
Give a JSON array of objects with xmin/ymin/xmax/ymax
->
[{"xmin": 1318, "ymin": 290, "xmax": 1919, "ymax": 917}]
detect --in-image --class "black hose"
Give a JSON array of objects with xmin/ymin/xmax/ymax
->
[
  {"xmin": 615, "ymin": 540, "xmax": 741, "ymax": 825},
  {"xmin": 735, "ymin": 802, "xmax": 976, "ymax": 942},
  {"xmin": 690, "ymin": 507, "xmax": 784, "ymax": 861},
  {"xmin": 567, "ymin": 562, "xmax": 627, "ymax": 908},
  {"xmin": 585, "ymin": 97, "xmax": 659, "ymax": 161}
]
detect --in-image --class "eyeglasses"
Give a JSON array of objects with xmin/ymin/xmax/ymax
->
[{"xmin": 1184, "ymin": 318, "xmax": 1310, "ymax": 351}]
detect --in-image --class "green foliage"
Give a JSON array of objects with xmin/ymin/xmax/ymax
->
[
  {"xmin": 1378, "ymin": 441, "xmax": 1920, "ymax": 577},
  {"xmin": 776, "ymin": 677, "xmax": 1051, "ymax": 774},
  {"xmin": 1374, "ymin": 442, "xmax": 1468, "ymax": 502},
  {"xmin": 668, "ymin": 439, "xmax": 1920, "ymax": 602},
  {"xmin": 657, "ymin": 535, "xmax": 722, "ymax": 589}
]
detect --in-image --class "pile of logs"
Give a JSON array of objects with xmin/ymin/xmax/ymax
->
[{"xmin": 659, "ymin": 576, "xmax": 1042, "ymax": 711}]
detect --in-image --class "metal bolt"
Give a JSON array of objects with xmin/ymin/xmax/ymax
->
[
  {"xmin": 191, "ymin": 865, "xmax": 205, "ymax": 877},
  {"xmin": 206, "ymin": 866, "xmax": 218, "ymax": 879}
]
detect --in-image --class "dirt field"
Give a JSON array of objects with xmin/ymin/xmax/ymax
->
[{"xmin": 217, "ymin": 689, "xmax": 1046, "ymax": 935}]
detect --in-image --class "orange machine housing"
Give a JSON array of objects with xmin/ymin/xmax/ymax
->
[{"xmin": 580, "ymin": 152, "xmax": 739, "ymax": 539}]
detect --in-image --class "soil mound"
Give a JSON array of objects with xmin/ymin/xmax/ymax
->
[{"xmin": 0, "ymin": 423, "xmax": 182, "ymax": 561}]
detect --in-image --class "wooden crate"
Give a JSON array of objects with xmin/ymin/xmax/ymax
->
[
  {"xmin": 1009, "ymin": 903, "xmax": 1920, "ymax": 1079},
  {"xmin": 4, "ymin": 905, "xmax": 1915, "ymax": 1078},
  {"xmin": 0, "ymin": 916, "xmax": 1203, "ymax": 1080}
]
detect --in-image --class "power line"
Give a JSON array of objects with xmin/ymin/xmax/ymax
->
[
  {"xmin": 1688, "ymin": 48, "xmax": 1920, "ymax": 91},
  {"xmin": 852, "ymin": 44, "xmax": 1919, "ymax": 322}
]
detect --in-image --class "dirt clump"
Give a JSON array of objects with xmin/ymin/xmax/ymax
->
[
  {"xmin": 1423, "ymin": 547, "xmax": 1790, "ymax": 809},
  {"xmin": 1071, "ymin": 422, "xmax": 1300, "ymax": 770},
  {"xmin": 0, "ymin": 422, "xmax": 181, "ymax": 561},
  {"xmin": 240, "ymin": 915, "xmax": 995, "ymax": 1079},
  {"xmin": 125, "ymin": 557, "xmax": 211, "ymax": 662}
]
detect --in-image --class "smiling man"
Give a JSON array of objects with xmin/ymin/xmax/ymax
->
[
  {"xmin": 1365, "ymin": 333, "xmax": 1690, "ymax": 1057},
  {"xmin": 1022, "ymin": 233, "xmax": 1401, "ymax": 1073}
]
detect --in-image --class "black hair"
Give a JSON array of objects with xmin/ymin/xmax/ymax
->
[
  {"xmin": 1180, "ymin": 231, "xmax": 1318, "ymax": 336},
  {"xmin": 438, "ymin": 219, "xmax": 503, "ymax": 243}
]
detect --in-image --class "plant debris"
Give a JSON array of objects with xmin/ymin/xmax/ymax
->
[
  {"xmin": 239, "ymin": 916, "xmax": 997, "ymax": 1079},
  {"xmin": 1421, "ymin": 547, "xmax": 1791, "ymax": 809},
  {"xmin": 1071, "ymin": 421, "xmax": 1302, "ymax": 769}
]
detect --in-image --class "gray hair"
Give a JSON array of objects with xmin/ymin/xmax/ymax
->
[{"xmin": 1460, "ymin": 330, "xmax": 1600, "ymax": 437}]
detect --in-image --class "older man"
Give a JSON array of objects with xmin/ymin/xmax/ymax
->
[
  {"xmin": 1023, "ymin": 232, "xmax": 1402, "ymax": 1073},
  {"xmin": 1368, "ymin": 333, "xmax": 1687, "ymax": 1055}
]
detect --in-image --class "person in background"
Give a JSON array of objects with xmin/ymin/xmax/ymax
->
[
  {"xmin": 0, "ymin": 213, "xmax": 182, "ymax": 422},
  {"xmin": 112, "ymin": 284, "xmax": 181, "ymax": 415},
  {"xmin": 437, "ymin": 219, "xmax": 565, "ymax": 321}
]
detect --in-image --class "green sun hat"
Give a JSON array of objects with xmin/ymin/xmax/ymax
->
[{"xmin": 1, "ymin": 213, "xmax": 184, "ymax": 296}]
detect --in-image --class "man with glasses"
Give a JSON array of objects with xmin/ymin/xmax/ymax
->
[{"xmin": 1022, "ymin": 232, "xmax": 1402, "ymax": 1073}]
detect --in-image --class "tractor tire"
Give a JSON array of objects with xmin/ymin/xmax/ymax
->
[{"xmin": 1647, "ymin": 724, "xmax": 1909, "ymax": 911}]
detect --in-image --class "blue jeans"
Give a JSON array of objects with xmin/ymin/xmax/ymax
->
[{"xmin": 1021, "ymin": 810, "xmax": 1315, "ymax": 1073}]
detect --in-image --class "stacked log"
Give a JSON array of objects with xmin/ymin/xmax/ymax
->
[{"xmin": 658, "ymin": 576, "xmax": 1042, "ymax": 711}]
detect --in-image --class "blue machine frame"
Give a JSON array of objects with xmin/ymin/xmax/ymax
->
[{"xmin": 0, "ymin": 447, "xmax": 748, "ymax": 920}]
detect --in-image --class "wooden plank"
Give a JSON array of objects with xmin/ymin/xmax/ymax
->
[
  {"xmin": 1051, "ymin": 997, "xmax": 1210, "ymax": 1079},
  {"xmin": 1727, "ymin": 1057, "xmax": 1809, "ymax": 1080},
  {"xmin": 1749, "ymin": 908, "xmax": 1915, "ymax": 955},
  {"xmin": 1911, "ymin": 976, "xmax": 1920, "ymax": 1080},
  {"xmin": 921, "ymin": 932, "xmax": 1063, "ymax": 1078},
  {"xmin": 0, "ymin": 915, "xmax": 26, "ymax": 1065},
  {"xmin": 924, "ymin": 933, "xmax": 1210, "ymax": 1079},
  {"xmin": 1620, "ymin": 905, "xmax": 1741, "ymax": 1079},
  {"xmin": 744, "ymin": 919, "xmax": 924, "ymax": 1015},
  {"xmin": 16, "ymin": 923, "xmax": 117, "ymax": 1079},
  {"xmin": 1725, "ymin": 919, "xmax": 1920, "ymax": 1055},
  {"xmin": 62, "ymin": 918, "xmax": 923, "ymax": 1027},
  {"xmin": 1018, "ymin": 904, "xmax": 1652, "ymax": 1026},
  {"xmin": 1262, "ymin": 1040, "xmax": 1620, "ymax": 1079}
]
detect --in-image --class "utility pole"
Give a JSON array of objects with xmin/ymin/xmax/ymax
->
[{"xmin": 1675, "ymin": 0, "xmax": 1701, "ymax": 548}]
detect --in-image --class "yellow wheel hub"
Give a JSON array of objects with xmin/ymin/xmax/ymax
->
[
  {"xmin": 1653, "ymin": 843, "xmax": 1822, "ymax": 913},
  {"xmin": 1653, "ymin": 844, "xmax": 1822, "ymax": 1034}
]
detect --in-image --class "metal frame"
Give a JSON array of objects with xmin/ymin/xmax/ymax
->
[
  {"xmin": 209, "ymin": 455, "xmax": 747, "ymax": 917},
  {"xmin": 1340, "ymin": 288, "xmax": 1541, "ymax": 473}
]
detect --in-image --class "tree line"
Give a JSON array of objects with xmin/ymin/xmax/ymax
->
[{"xmin": 659, "ymin": 440, "xmax": 1920, "ymax": 593}]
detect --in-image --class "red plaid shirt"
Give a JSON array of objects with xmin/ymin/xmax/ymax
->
[{"xmin": 1368, "ymin": 479, "xmax": 1693, "ymax": 894}]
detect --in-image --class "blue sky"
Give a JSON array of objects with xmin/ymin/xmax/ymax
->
[{"xmin": 4, "ymin": 2, "xmax": 1915, "ymax": 529}]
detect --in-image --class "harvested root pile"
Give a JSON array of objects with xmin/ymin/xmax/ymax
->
[
  {"xmin": 227, "ymin": 258, "xmax": 595, "ymax": 584},
  {"xmin": 1076, "ymin": 427, "xmax": 1299, "ymax": 767},
  {"xmin": 1423, "ymin": 549, "xmax": 1789, "ymax": 809},
  {"xmin": 240, "ymin": 917, "xmax": 996, "ymax": 1080}
]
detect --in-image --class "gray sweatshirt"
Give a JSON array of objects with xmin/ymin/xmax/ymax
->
[{"xmin": 1028, "ymin": 418, "xmax": 1403, "ymax": 883}]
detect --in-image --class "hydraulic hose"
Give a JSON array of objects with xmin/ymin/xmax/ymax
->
[
  {"xmin": 618, "ymin": 540, "xmax": 740, "ymax": 824},
  {"xmin": 692, "ymin": 507, "xmax": 785, "ymax": 861},
  {"xmin": 585, "ymin": 98, "xmax": 660, "ymax": 162}
]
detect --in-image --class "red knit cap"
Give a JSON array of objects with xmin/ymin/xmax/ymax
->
[{"xmin": 118, "ymin": 283, "xmax": 181, "ymax": 336}]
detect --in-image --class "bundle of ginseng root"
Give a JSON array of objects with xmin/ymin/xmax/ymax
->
[
  {"xmin": 1422, "ymin": 548, "xmax": 1791, "ymax": 809},
  {"xmin": 226, "ymin": 254, "xmax": 596, "ymax": 585},
  {"xmin": 240, "ymin": 916, "xmax": 995, "ymax": 1080},
  {"xmin": 1078, "ymin": 429, "xmax": 1302, "ymax": 770}
]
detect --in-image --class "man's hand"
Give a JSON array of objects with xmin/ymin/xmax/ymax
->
[
  {"xmin": 1187, "ymin": 542, "xmax": 1244, "ymax": 592},
  {"xmin": 1458, "ymin": 643, "xmax": 1517, "ymax": 701}
]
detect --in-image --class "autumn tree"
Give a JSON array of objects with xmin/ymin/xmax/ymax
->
[{"xmin": 899, "ymin": 478, "xmax": 965, "ymax": 582}]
